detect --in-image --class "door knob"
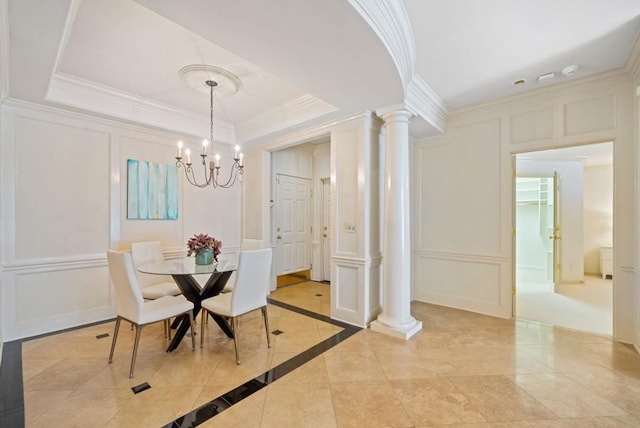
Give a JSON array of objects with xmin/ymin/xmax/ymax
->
[
  {"xmin": 277, "ymin": 235, "xmax": 281, "ymax": 240},
  {"xmin": 323, "ymin": 234, "xmax": 327, "ymax": 238}
]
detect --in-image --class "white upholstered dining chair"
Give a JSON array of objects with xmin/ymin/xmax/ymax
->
[
  {"xmin": 220, "ymin": 239, "xmax": 266, "ymax": 293},
  {"xmin": 107, "ymin": 250, "xmax": 196, "ymax": 378},
  {"xmin": 200, "ymin": 248, "xmax": 272, "ymax": 364},
  {"xmin": 130, "ymin": 241, "xmax": 182, "ymax": 299}
]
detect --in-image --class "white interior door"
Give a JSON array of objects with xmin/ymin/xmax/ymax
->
[
  {"xmin": 276, "ymin": 174, "xmax": 311, "ymax": 275},
  {"xmin": 321, "ymin": 178, "xmax": 331, "ymax": 281},
  {"xmin": 551, "ymin": 171, "xmax": 562, "ymax": 292}
]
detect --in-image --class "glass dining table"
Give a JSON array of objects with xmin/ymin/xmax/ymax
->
[{"xmin": 137, "ymin": 255, "xmax": 237, "ymax": 352}]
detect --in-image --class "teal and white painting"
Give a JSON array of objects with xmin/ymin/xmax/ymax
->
[{"xmin": 127, "ymin": 159, "xmax": 178, "ymax": 220}]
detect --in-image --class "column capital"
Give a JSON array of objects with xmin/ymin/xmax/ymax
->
[{"xmin": 375, "ymin": 104, "xmax": 414, "ymax": 124}]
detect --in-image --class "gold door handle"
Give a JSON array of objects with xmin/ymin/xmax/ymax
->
[
  {"xmin": 549, "ymin": 235, "xmax": 561, "ymax": 240},
  {"xmin": 323, "ymin": 234, "xmax": 327, "ymax": 238},
  {"xmin": 277, "ymin": 235, "xmax": 281, "ymax": 240}
]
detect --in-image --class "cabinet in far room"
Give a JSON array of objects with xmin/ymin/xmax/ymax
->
[{"xmin": 600, "ymin": 246, "xmax": 613, "ymax": 279}]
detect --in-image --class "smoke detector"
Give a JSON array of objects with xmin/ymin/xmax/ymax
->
[{"xmin": 561, "ymin": 65, "xmax": 580, "ymax": 77}]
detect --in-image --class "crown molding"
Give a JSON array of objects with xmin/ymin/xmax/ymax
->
[
  {"xmin": 45, "ymin": 72, "xmax": 236, "ymax": 144},
  {"xmin": 3, "ymin": 97, "xmax": 205, "ymax": 146},
  {"xmin": 626, "ymin": 31, "xmax": 640, "ymax": 81},
  {"xmin": 449, "ymin": 68, "xmax": 632, "ymax": 123},
  {"xmin": 405, "ymin": 74, "xmax": 449, "ymax": 134},
  {"xmin": 49, "ymin": 0, "xmax": 81, "ymax": 82},
  {"xmin": 0, "ymin": 0, "xmax": 9, "ymax": 103},
  {"xmin": 235, "ymin": 93, "xmax": 338, "ymax": 144},
  {"xmin": 347, "ymin": 0, "xmax": 415, "ymax": 89}
]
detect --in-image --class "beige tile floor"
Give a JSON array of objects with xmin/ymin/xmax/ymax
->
[{"xmin": 22, "ymin": 281, "xmax": 640, "ymax": 427}]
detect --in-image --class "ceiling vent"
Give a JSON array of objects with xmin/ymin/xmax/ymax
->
[{"xmin": 538, "ymin": 72, "xmax": 555, "ymax": 81}]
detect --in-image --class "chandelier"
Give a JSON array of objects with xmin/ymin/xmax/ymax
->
[{"xmin": 175, "ymin": 79, "xmax": 244, "ymax": 188}]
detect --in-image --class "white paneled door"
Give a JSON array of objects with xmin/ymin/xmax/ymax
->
[
  {"xmin": 322, "ymin": 178, "xmax": 331, "ymax": 282},
  {"xmin": 275, "ymin": 174, "xmax": 311, "ymax": 275}
]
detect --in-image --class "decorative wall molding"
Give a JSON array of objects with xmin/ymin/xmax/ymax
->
[
  {"xmin": 2, "ymin": 254, "xmax": 107, "ymax": 272},
  {"xmin": 413, "ymin": 249, "xmax": 509, "ymax": 264},
  {"xmin": 46, "ymin": 72, "xmax": 237, "ymax": 144},
  {"xmin": 236, "ymin": 93, "xmax": 338, "ymax": 145},
  {"xmin": 331, "ymin": 254, "xmax": 382, "ymax": 265},
  {"xmin": 347, "ymin": 0, "xmax": 415, "ymax": 89},
  {"xmin": 0, "ymin": 0, "xmax": 9, "ymax": 103}
]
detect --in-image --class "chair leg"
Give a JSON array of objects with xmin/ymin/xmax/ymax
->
[
  {"xmin": 167, "ymin": 319, "xmax": 172, "ymax": 340},
  {"xmin": 231, "ymin": 317, "xmax": 240, "ymax": 365},
  {"xmin": 200, "ymin": 310, "xmax": 206, "ymax": 348},
  {"xmin": 261, "ymin": 306, "xmax": 271, "ymax": 348},
  {"xmin": 129, "ymin": 324, "xmax": 143, "ymax": 378},
  {"xmin": 109, "ymin": 317, "xmax": 122, "ymax": 364},
  {"xmin": 188, "ymin": 312, "xmax": 196, "ymax": 351}
]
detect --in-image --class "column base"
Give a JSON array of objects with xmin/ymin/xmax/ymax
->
[{"xmin": 369, "ymin": 319, "xmax": 422, "ymax": 340}]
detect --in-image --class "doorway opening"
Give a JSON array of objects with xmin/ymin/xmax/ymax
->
[
  {"xmin": 270, "ymin": 139, "xmax": 331, "ymax": 313},
  {"xmin": 513, "ymin": 142, "xmax": 613, "ymax": 336}
]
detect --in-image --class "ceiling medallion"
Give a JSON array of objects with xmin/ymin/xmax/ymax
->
[{"xmin": 178, "ymin": 64, "xmax": 243, "ymax": 97}]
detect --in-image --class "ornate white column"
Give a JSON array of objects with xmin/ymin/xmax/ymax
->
[{"xmin": 370, "ymin": 109, "xmax": 422, "ymax": 339}]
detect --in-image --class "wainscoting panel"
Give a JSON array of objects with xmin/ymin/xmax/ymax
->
[
  {"xmin": 564, "ymin": 94, "xmax": 616, "ymax": 136},
  {"xmin": 510, "ymin": 107, "xmax": 554, "ymax": 144},
  {"xmin": 13, "ymin": 115, "xmax": 111, "ymax": 260},
  {"xmin": 5, "ymin": 262, "xmax": 114, "ymax": 340},
  {"xmin": 413, "ymin": 252, "xmax": 509, "ymax": 317}
]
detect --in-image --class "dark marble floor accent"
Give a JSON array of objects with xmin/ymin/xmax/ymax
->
[
  {"xmin": 0, "ymin": 341, "xmax": 24, "ymax": 428},
  {"xmin": 163, "ymin": 298, "xmax": 361, "ymax": 428}
]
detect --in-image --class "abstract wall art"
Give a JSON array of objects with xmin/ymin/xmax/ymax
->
[{"xmin": 127, "ymin": 159, "xmax": 178, "ymax": 220}]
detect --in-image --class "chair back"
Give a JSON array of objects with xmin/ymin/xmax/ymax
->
[
  {"xmin": 231, "ymin": 248, "xmax": 272, "ymax": 314},
  {"xmin": 130, "ymin": 241, "xmax": 165, "ymax": 288},
  {"xmin": 107, "ymin": 250, "xmax": 145, "ymax": 323}
]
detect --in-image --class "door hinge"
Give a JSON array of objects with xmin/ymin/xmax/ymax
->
[
  {"xmin": 512, "ymin": 227, "xmax": 516, "ymax": 236},
  {"xmin": 512, "ymin": 285, "xmax": 516, "ymax": 295}
]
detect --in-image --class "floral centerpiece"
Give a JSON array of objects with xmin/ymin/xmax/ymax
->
[{"xmin": 186, "ymin": 233, "xmax": 222, "ymax": 265}]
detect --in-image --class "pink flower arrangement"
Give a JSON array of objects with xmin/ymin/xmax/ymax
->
[{"xmin": 186, "ymin": 233, "xmax": 222, "ymax": 260}]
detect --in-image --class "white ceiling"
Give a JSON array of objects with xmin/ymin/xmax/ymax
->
[{"xmin": 5, "ymin": 0, "xmax": 640, "ymax": 145}]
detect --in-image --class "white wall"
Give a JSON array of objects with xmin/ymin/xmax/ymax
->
[
  {"xmin": 0, "ymin": 101, "xmax": 241, "ymax": 340},
  {"xmin": 412, "ymin": 72, "xmax": 636, "ymax": 344},
  {"xmin": 583, "ymin": 164, "xmax": 613, "ymax": 275}
]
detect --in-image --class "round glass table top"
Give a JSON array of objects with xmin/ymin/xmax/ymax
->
[{"xmin": 137, "ymin": 256, "xmax": 236, "ymax": 275}]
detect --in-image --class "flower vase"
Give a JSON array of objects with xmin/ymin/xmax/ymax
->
[{"xmin": 195, "ymin": 249, "xmax": 214, "ymax": 265}]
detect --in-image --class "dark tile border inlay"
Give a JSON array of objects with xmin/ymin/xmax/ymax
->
[
  {"xmin": 96, "ymin": 333, "xmax": 110, "ymax": 339},
  {"xmin": 163, "ymin": 298, "xmax": 360, "ymax": 427},
  {"xmin": 271, "ymin": 329, "xmax": 284, "ymax": 336},
  {"xmin": 0, "ymin": 341, "xmax": 25, "ymax": 428},
  {"xmin": 0, "ymin": 299, "xmax": 360, "ymax": 428}
]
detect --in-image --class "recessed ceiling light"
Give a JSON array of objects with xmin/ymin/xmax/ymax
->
[
  {"xmin": 561, "ymin": 65, "xmax": 580, "ymax": 76},
  {"xmin": 513, "ymin": 79, "xmax": 526, "ymax": 86}
]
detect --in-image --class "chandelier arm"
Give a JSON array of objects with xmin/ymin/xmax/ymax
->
[
  {"xmin": 212, "ymin": 162, "xmax": 244, "ymax": 188},
  {"xmin": 176, "ymin": 159, "xmax": 213, "ymax": 188}
]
